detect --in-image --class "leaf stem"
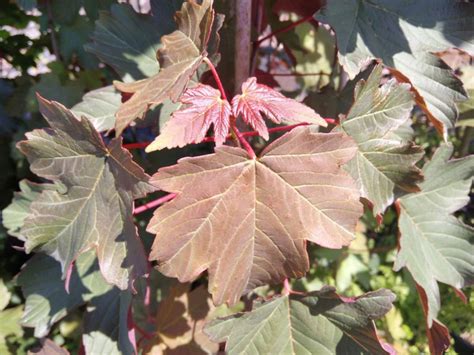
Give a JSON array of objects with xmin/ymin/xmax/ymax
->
[
  {"xmin": 255, "ymin": 15, "xmax": 314, "ymax": 45},
  {"xmin": 203, "ymin": 57, "xmax": 257, "ymax": 159},
  {"xmin": 203, "ymin": 57, "xmax": 228, "ymax": 101},
  {"xmin": 133, "ymin": 193, "xmax": 177, "ymax": 215}
]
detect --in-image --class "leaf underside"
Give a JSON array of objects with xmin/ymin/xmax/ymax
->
[{"xmin": 148, "ymin": 127, "xmax": 362, "ymax": 305}]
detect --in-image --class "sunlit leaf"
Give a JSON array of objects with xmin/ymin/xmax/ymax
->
[
  {"xmin": 317, "ymin": 0, "xmax": 473, "ymax": 137},
  {"xmin": 341, "ymin": 65, "xmax": 424, "ymax": 215},
  {"xmin": 205, "ymin": 286, "xmax": 395, "ymax": 354},
  {"xmin": 148, "ymin": 127, "xmax": 362, "ymax": 305},
  {"xmin": 71, "ymin": 85, "xmax": 121, "ymax": 132},
  {"xmin": 232, "ymin": 77, "xmax": 327, "ymax": 139},
  {"xmin": 114, "ymin": 0, "xmax": 216, "ymax": 134},
  {"xmin": 146, "ymin": 84, "xmax": 231, "ymax": 151}
]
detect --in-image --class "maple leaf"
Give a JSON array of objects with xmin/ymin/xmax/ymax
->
[
  {"xmin": 145, "ymin": 84, "xmax": 231, "ymax": 152},
  {"xmin": 114, "ymin": 0, "xmax": 216, "ymax": 135},
  {"xmin": 340, "ymin": 65, "xmax": 424, "ymax": 216},
  {"xmin": 317, "ymin": 0, "xmax": 473, "ymax": 138},
  {"xmin": 16, "ymin": 95, "xmax": 156, "ymax": 290},
  {"xmin": 394, "ymin": 144, "xmax": 474, "ymax": 327},
  {"xmin": 232, "ymin": 77, "xmax": 327, "ymax": 140},
  {"xmin": 205, "ymin": 286, "xmax": 395, "ymax": 354},
  {"xmin": 147, "ymin": 127, "xmax": 362, "ymax": 305}
]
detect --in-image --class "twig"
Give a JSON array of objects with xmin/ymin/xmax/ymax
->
[
  {"xmin": 235, "ymin": 0, "xmax": 252, "ymax": 89},
  {"xmin": 269, "ymin": 71, "xmax": 331, "ymax": 77},
  {"xmin": 45, "ymin": 0, "xmax": 60, "ymax": 60},
  {"xmin": 133, "ymin": 193, "xmax": 177, "ymax": 215}
]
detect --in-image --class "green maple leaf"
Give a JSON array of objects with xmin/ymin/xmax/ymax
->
[
  {"xmin": 394, "ymin": 144, "xmax": 474, "ymax": 326},
  {"xmin": 17, "ymin": 95, "xmax": 156, "ymax": 290},
  {"xmin": 317, "ymin": 0, "xmax": 473, "ymax": 138},
  {"xmin": 205, "ymin": 286, "xmax": 395, "ymax": 354},
  {"xmin": 341, "ymin": 65, "xmax": 424, "ymax": 216}
]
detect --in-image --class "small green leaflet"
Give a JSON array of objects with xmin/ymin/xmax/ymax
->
[
  {"xmin": 317, "ymin": 0, "xmax": 473, "ymax": 138},
  {"xmin": 394, "ymin": 144, "xmax": 474, "ymax": 327},
  {"xmin": 17, "ymin": 95, "xmax": 156, "ymax": 290},
  {"xmin": 341, "ymin": 65, "xmax": 424, "ymax": 216},
  {"xmin": 205, "ymin": 286, "xmax": 395, "ymax": 354}
]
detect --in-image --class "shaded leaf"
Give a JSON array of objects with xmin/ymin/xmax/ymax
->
[
  {"xmin": 317, "ymin": 0, "xmax": 473, "ymax": 137},
  {"xmin": 17, "ymin": 95, "xmax": 156, "ymax": 290},
  {"xmin": 114, "ymin": 0, "xmax": 216, "ymax": 134},
  {"xmin": 205, "ymin": 286, "xmax": 395, "ymax": 354},
  {"xmin": 59, "ymin": 16, "xmax": 98, "ymax": 68},
  {"xmin": 273, "ymin": 0, "xmax": 323, "ymax": 17},
  {"xmin": 85, "ymin": 2, "xmax": 175, "ymax": 80},
  {"xmin": 145, "ymin": 84, "xmax": 231, "ymax": 151},
  {"xmin": 71, "ymin": 85, "xmax": 121, "ymax": 132},
  {"xmin": 394, "ymin": 144, "xmax": 474, "ymax": 326},
  {"xmin": 341, "ymin": 65, "xmax": 424, "ymax": 215},
  {"xmin": 2, "ymin": 180, "xmax": 55, "ymax": 239},
  {"xmin": 232, "ymin": 77, "xmax": 327, "ymax": 139},
  {"xmin": 83, "ymin": 288, "xmax": 134, "ymax": 355},
  {"xmin": 18, "ymin": 252, "xmax": 110, "ymax": 337},
  {"xmin": 148, "ymin": 127, "xmax": 362, "ymax": 305},
  {"xmin": 146, "ymin": 284, "xmax": 218, "ymax": 354},
  {"xmin": 28, "ymin": 339, "xmax": 70, "ymax": 355}
]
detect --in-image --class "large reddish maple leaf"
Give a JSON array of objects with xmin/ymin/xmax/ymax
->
[
  {"xmin": 146, "ymin": 84, "xmax": 231, "ymax": 152},
  {"xmin": 232, "ymin": 77, "xmax": 327, "ymax": 139},
  {"xmin": 147, "ymin": 127, "xmax": 362, "ymax": 305}
]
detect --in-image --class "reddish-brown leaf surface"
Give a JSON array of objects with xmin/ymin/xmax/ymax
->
[
  {"xmin": 147, "ymin": 127, "xmax": 362, "ymax": 305},
  {"xmin": 232, "ymin": 77, "xmax": 327, "ymax": 139},
  {"xmin": 145, "ymin": 84, "xmax": 231, "ymax": 152},
  {"xmin": 273, "ymin": 0, "xmax": 323, "ymax": 17},
  {"xmin": 114, "ymin": 0, "xmax": 215, "ymax": 134}
]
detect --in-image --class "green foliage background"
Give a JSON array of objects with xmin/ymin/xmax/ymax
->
[{"xmin": 0, "ymin": 1, "xmax": 472, "ymax": 354}]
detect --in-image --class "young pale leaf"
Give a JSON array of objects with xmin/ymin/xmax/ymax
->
[
  {"xmin": 17, "ymin": 95, "xmax": 156, "ymax": 290},
  {"xmin": 394, "ymin": 144, "xmax": 474, "ymax": 327},
  {"xmin": 145, "ymin": 84, "xmax": 231, "ymax": 152},
  {"xmin": 85, "ymin": 2, "xmax": 175, "ymax": 80},
  {"xmin": 341, "ymin": 65, "xmax": 424, "ymax": 216},
  {"xmin": 205, "ymin": 286, "xmax": 395, "ymax": 354},
  {"xmin": 232, "ymin": 77, "xmax": 327, "ymax": 140},
  {"xmin": 317, "ymin": 0, "xmax": 473, "ymax": 138},
  {"xmin": 148, "ymin": 127, "xmax": 362, "ymax": 305},
  {"xmin": 114, "ymin": 0, "xmax": 216, "ymax": 134},
  {"xmin": 71, "ymin": 85, "xmax": 121, "ymax": 132}
]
